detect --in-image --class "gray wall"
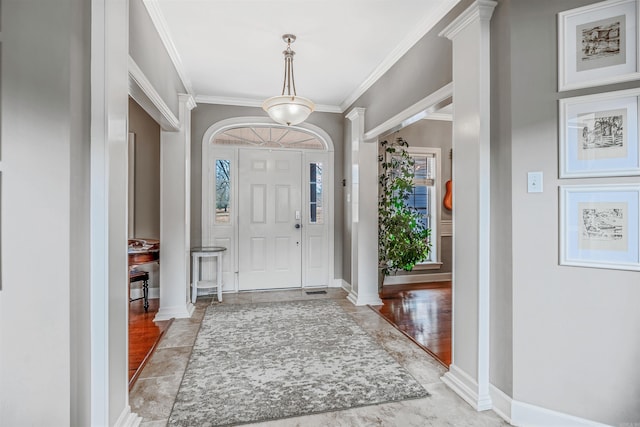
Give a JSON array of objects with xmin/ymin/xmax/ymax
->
[
  {"xmin": 129, "ymin": 0, "xmax": 186, "ymax": 117},
  {"xmin": 341, "ymin": 0, "xmax": 473, "ymax": 287},
  {"xmin": 0, "ymin": 0, "xmax": 92, "ymax": 425},
  {"xmin": 129, "ymin": 97, "xmax": 161, "ymax": 239},
  {"xmin": 342, "ymin": 0, "xmax": 640, "ymax": 423},
  {"xmin": 506, "ymin": 0, "xmax": 640, "ymax": 423},
  {"xmin": 348, "ymin": 0, "xmax": 474, "ymax": 131},
  {"xmin": 70, "ymin": 3, "xmax": 92, "ymax": 423},
  {"xmin": 489, "ymin": 0, "xmax": 514, "ymax": 397},
  {"xmin": 190, "ymin": 104, "xmax": 345, "ymax": 280}
]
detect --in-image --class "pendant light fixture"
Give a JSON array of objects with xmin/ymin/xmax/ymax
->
[{"xmin": 262, "ymin": 34, "xmax": 315, "ymax": 126}]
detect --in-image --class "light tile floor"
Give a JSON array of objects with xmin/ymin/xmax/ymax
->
[{"xmin": 130, "ymin": 288, "xmax": 510, "ymax": 426}]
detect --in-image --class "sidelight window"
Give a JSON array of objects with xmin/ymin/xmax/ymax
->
[
  {"xmin": 309, "ymin": 162, "xmax": 323, "ymax": 223},
  {"xmin": 215, "ymin": 159, "xmax": 231, "ymax": 223}
]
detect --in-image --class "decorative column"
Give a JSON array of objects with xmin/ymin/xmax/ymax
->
[
  {"xmin": 439, "ymin": 0, "xmax": 497, "ymax": 411},
  {"xmin": 346, "ymin": 108, "xmax": 383, "ymax": 306},
  {"xmin": 156, "ymin": 94, "xmax": 197, "ymax": 320},
  {"xmin": 89, "ymin": 0, "xmax": 133, "ymax": 424}
]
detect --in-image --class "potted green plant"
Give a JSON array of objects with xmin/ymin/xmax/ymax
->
[{"xmin": 378, "ymin": 137, "xmax": 431, "ymax": 289}]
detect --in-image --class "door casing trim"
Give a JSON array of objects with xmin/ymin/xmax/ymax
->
[{"xmin": 201, "ymin": 118, "xmax": 335, "ymax": 291}]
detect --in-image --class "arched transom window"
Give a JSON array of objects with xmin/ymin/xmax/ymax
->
[{"xmin": 212, "ymin": 125, "xmax": 325, "ymax": 150}]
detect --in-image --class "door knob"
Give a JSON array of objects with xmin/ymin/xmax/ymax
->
[{"xmin": 295, "ymin": 224, "xmax": 301, "ymax": 229}]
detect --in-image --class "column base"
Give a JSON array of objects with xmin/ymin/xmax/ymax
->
[
  {"xmin": 154, "ymin": 302, "xmax": 195, "ymax": 321},
  {"xmin": 347, "ymin": 290, "xmax": 382, "ymax": 306}
]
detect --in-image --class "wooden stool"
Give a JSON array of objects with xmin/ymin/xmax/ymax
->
[{"xmin": 129, "ymin": 270, "xmax": 149, "ymax": 312}]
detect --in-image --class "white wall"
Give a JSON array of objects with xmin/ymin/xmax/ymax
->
[{"xmin": 0, "ymin": 0, "xmax": 91, "ymax": 425}]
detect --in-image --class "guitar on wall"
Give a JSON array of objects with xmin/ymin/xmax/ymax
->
[{"xmin": 443, "ymin": 149, "xmax": 452, "ymax": 211}]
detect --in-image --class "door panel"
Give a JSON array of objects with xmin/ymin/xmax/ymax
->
[
  {"xmin": 239, "ymin": 149, "xmax": 302, "ymax": 289},
  {"xmin": 303, "ymin": 152, "xmax": 330, "ymax": 287}
]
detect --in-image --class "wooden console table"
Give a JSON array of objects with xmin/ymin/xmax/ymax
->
[{"xmin": 128, "ymin": 238, "xmax": 159, "ymax": 312}]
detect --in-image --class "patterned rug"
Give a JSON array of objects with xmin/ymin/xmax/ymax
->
[{"xmin": 168, "ymin": 299, "xmax": 428, "ymax": 426}]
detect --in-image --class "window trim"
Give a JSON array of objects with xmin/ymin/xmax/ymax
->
[{"xmin": 404, "ymin": 146, "xmax": 442, "ymax": 266}]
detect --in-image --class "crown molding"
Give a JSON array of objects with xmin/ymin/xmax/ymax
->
[
  {"xmin": 142, "ymin": 0, "xmax": 194, "ymax": 94},
  {"xmin": 128, "ymin": 56, "xmax": 180, "ymax": 131},
  {"xmin": 195, "ymin": 95, "xmax": 342, "ymax": 114},
  {"xmin": 140, "ymin": 0, "xmax": 461, "ymax": 116},
  {"xmin": 339, "ymin": 0, "xmax": 462, "ymax": 111},
  {"xmin": 194, "ymin": 95, "xmax": 263, "ymax": 108}
]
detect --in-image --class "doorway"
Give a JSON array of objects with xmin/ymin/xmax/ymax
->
[
  {"xmin": 201, "ymin": 119, "xmax": 335, "ymax": 293},
  {"xmin": 127, "ymin": 98, "xmax": 165, "ymax": 387},
  {"xmin": 374, "ymin": 116, "xmax": 453, "ymax": 366}
]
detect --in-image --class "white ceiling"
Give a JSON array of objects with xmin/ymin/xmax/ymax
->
[{"xmin": 145, "ymin": 0, "xmax": 460, "ymax": 112}]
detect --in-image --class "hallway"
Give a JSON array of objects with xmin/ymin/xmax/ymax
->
[{"xmin": 130, "ymin": 289, "xmax": 507, "ymax": 426}]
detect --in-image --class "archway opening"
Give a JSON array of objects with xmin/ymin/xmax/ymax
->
[{"xmin": 201, "ymin": 119, "xmax": 335, "ymax": 294}]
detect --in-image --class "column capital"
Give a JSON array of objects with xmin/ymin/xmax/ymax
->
[
  {"xmin": 439, "ymin": 0, "xmax": 497, "ymax": 40},
  {"xmin": 345, "ymin": 107, "xmax": 366, "ymax": 122},
  {"xmin": 178, "ymin": 93, "xmax": 197, "ymax": 111}
]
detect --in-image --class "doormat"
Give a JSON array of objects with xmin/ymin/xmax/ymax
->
[{"xmin": 168, "ymin": 299, "xmax": 428, "ymax": 426}]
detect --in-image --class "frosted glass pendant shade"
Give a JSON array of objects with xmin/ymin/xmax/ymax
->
[
  {"xmin": 262, "ymin": 95, "xmax": 315, "ymax": 126},
  {"xmin": 263, "ymin": 34, "xmax": 315, "ymax": 126}
]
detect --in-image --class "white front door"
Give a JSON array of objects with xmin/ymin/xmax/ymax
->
[{"xmin": 238, "ymin": 149, "xmax": 302, "ymax": 290}]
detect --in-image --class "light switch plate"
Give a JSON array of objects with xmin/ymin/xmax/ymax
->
[{"xmin": 528, "ymin": 171, "xmax": 543, "ymax": 193}]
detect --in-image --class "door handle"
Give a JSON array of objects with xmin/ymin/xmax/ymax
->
[{"xmin": 295, "ymin": 224, "xmax": 302, "ymax": 229}]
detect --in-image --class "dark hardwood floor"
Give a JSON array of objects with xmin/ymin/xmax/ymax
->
[
  {"xmin": 370, "ymin": 281, "xmax": 451, "ymax": 367},
  {"xmin": 129, "ymin": 298, "xmax": 171, "ymax": 389}
]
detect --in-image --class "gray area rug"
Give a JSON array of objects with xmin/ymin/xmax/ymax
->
[{"xmin": 168, "ymin": 299, "xmax": 428, "ymax": 426}]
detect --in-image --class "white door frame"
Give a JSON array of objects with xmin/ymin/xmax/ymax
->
[{"xmin": 201, "ymin": 118, "xmax": 335, "ymax": 291}]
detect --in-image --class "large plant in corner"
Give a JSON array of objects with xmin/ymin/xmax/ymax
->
[{"xmin": 378, "ymin": 137, "xmax": 431, "ymax": 286}]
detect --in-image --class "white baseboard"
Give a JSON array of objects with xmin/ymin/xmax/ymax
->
[
  {"xmin": 383, "ymin": 272, "xmax": 452, "ymax": 285},
  {"xmin": 441, "ymin": 365, "xmax": 492, "ymax": 411},
  {"xmin": 355, "ymin": 293, "xmax": 383, "ymax": 306},
  {"xmin": 487, "ymin": 384, "xmax": 612, "ymax": 427},
  {"xmin": 114, "ymin": 406, "xmax": 141, "ymax": 427},
  {"xmin": 341, "ymin": 280, "xmax": 352, "ymax": 293},
  {"xmin": 330, "ymin": 278, "xmax": 345, "ymax": 288},
  {"xmin": 129, "ymin": 287, "xmax": 159, "ymax": 299},
  {"xmin": 346, "ymin": 289, "xmax": 358, "ymax": 305},
  {"xmin": 489, "ymin": 384, "xmax": 513, "ymax": 424},
  {"xmin": 511, "ymin": 400, "xmax": 612, "ymax": 427},
  {"xmin": 345, "ymin": 288, "xmax": 382, "ymax": 306},
  {"xmin": 154, "ymin": 302, "xmax": 195, "ymax": 321}
]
